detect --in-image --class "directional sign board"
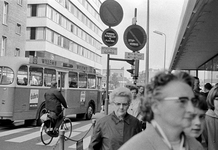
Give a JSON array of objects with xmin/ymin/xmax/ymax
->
[
  {"xmin": 99, "ymin": 0, "xmax": 123, "ymax": 27},
  {"xmin": 102, "ymin": 28, "xmax": 118, "ymax": 47},
  {"xmin": 125, "ymin": 52, "xmax": 144, "ymax": 60},
  {"xmin": 101, "ymin": 46, "xmax": 117, "ymax": 55},
  {"xmin": 124, "ymin": 25, "xmax": 147, "ymax": 52}
]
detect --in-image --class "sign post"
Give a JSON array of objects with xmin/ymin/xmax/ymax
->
[
  {"xmin": 123, "ymin": 9, "xmax": 147, "ymax": 85},
  {"xmin": 100, "ymin": 0, "xmax": 123, "ymax": 115}
]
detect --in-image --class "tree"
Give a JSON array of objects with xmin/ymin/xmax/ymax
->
[{"xmin": 110, "ymin": 73, "xmax": 120, "ymax": 89}]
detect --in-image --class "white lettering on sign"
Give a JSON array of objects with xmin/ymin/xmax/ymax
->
[
  {"xmin": 29, "ymin": 89, "xmax": 39, "ymax": 109},
  {"xmin": 101, "ymin": 46, "xmax": 117, "ymax": 55}
]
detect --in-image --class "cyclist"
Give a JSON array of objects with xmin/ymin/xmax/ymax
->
[{"xmin": 44, "ymin": 80, "xmax": 68, "ymax": 137}]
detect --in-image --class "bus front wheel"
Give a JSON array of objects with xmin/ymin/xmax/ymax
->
[{"xmin": 86, "ymin": 104, "xmax": 94, "ymax": 120}]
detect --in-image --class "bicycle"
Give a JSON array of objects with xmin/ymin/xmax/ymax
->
[{"xmin": 40, "ymin": 108, "xmax": 73, "ymax": 145}]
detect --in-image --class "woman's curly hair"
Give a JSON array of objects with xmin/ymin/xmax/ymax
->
[{"xmin": 140, "ymin": 71, "xmax": 194, "ymax": 122}]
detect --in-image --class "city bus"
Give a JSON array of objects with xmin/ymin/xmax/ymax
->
[{"xmin": 0, "ymin": 56, "xmax": 102, "ymax": 125}]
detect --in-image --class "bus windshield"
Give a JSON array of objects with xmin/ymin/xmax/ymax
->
[{"xmin": 0, "ymin": 66, "xmax": 14, "ymax": 85}]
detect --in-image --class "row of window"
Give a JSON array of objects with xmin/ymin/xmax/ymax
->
[
  {"xmin": 16, "ymin": 65, "xmax": 99, "ymax": 89},
  {"xmin": 1, "ymin": 36, "xmax": 20, "ymax": 57},
  {"xmin": 0, "ymin": 65, "xmax": 100, "ymax": 89},
  {"xmin": 2, "ymin": 0, "xmax": 23, "ymax": 25},
  {"xmin": 26, "ymin": 27, "xmax": 101, "ymax": 64},
  {"xmin": 27, "ymin": 4, "xmax": 101, "ymax": 51},
  {"xmin": 56, "ymin": 0, "xmax": 101, "ymax": 23}
]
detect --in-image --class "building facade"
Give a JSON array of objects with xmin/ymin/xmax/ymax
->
[
  {"xmin": 0, "ymin": 0, "xmax": 27, "ymax": 57},
  {"xmin": 25, "ymin": 0, "xmax": 103, "ymax": 70}
]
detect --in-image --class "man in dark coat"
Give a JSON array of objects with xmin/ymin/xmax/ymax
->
[{"xmin": 44, "ymin": 80, "xmax": 68, "ymax": 136}]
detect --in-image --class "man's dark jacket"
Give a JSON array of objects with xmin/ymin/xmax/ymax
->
[{"xmin": 44, "ymin": 87, "xmax": 67, "ymax": 114}]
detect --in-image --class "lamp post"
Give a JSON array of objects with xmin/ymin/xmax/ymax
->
[{"xmin": 153, "ymin": 30, "xmax": 166, "ymax": 70}]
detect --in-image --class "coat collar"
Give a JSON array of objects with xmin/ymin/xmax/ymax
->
[{"xmin": 110, "ymin": 111, "xmax": 130, "ymax": 125}]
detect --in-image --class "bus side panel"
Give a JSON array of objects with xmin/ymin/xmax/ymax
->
[
  {"xmin": 0, "ymin": 87, "xmax": 15, "ymax": 120},
  {"xmin": 65, "ymin": 89, "xmax": 84, "ymax": 115},
  {"xmin": 13, "ymin": 87, "xmax": 47, "ymax": 120},
  {"xmin": 65, "ymin": 89, "xmax": 101, "ymax": 115}
]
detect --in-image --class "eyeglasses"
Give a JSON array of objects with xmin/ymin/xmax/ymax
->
[
  {"xmin": 114, "ymin": 102, "xmax": 129, "ymax": 107},
  {"xmin": 163, "ymin": 96, "xmax": 197, "ymax": 105}
]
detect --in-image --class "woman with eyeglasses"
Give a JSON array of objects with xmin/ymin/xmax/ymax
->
[
  {"xmin": 119, "ymin": 71, "xmax": 204, "ymax": 150},
  {"xmin": 89, "ymin": 87, "xmax": 142, "ymax": 150},
  {"xmin": 202, "ymin": 85, "xmax": 218, "ymax": 150}
]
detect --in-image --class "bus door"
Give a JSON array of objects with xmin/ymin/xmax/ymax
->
[{"xmin": 57, "ymin": 71, "xmax": 68, "ymax": 100}]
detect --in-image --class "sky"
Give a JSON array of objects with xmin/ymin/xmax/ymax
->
[{"xmin": 100, "ymin": 0, "xmax": 185, "ymax": 78}]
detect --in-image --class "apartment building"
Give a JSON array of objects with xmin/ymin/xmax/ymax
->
[
  {"xmin": 0, "ymin": 0, "xmax": 27, "ymax": 57},
  {"xmin": 25, "ymin": 0, "xmax": 104, "ymax": 70}
]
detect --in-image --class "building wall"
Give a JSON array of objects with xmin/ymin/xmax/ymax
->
[
  {"xmin": 0, "ymin": 0, "xmax": 27, "ymax": 57},
  {"xmin": 26, "ymin": 0, "xmax": 103, "ymax": 70}
]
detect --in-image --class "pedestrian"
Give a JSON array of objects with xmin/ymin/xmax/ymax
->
[
  {"xmin": 193, "ymin": 76, "xmax": 201, "ymax": 94},
  {"xmin": 89, "ymin": 87, "xmax": 142, "ymax": 150},
  {"xmin": 202, "ymin": 85, "xmax": 218, "ymax": 150},
  {"xmin": 119, "ymin": 71, "xmax": 204, "ymax": 150},
  {"xmin": 44, "ymin": 80, "xmax": 68, "ymax": 137},
  {"xmin": 128, "ymin": 86, "xmax": 141, "ymax": 118},
  {"xmin": 184, "ymin": 93, "xmax": 207, "ymax": 145},
  {"xmin": 202, "ymin": 82, "xmax": 212, "ymax": 97},
  {"xmin": 137, "ymin": 85, "xmax": 145, "ymax": 98}
]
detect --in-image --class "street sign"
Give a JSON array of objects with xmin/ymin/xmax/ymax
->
[
  {"xmin": 125, "ymin": 52, "xmax": 144, "ymax": 60},
  {"xmin": 102, "ymin": 28, "xmax": 118, "ymax": 47},
  {"xmin": 123, "ymin": 25, "xmax": 147, "ymax": 52},
  {"xmin": 99, "ymin": 0, "xmax": 123, "ymax": 27},
  {"xmin": 101, "ymin": 46, "xmax": 117, "ymax": 55}
]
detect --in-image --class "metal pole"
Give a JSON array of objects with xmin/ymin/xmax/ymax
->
[
  {"xmin": 59, "ymin": 130, "xmax": 65, "ymax": 150},
  {"xmin": 145, "ymin": 0, "xmax": 150, "ymax": 90},
  {"xmin": 153, "ymin": 31, "xmax": 166, "ymax": 70},
  {"xmin": 164, "ymin": 34, "xmax": 166, "ymax": 70},
  {"xmin": 105, "ymin": 54, "xmax": 110, "ymax": 115}
]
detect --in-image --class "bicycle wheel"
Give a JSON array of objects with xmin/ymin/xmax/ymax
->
[
  {"xmin": 60, "ymin": 117, "xmax": 72, "ymax": 140},
  {"xmin": 40, "ymin": 121, "xmax": 54, "ymax": 145}
]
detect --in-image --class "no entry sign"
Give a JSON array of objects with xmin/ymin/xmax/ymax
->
[{"xmin": 123, "ymin": 25, "xmax": 147, "ymax": 51}]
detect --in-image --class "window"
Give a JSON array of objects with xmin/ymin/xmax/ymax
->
[
  {"xmin": 3, "ymin": 1, "xmax": 8, "ymax": 25},
  {"xmin": 15, "ymin": 48, "xmax": 20, "ymax": 57},
  {"xmin": 30, "ymin": 27, "xmax": 36, "ymax": 39},
  {"xmin": 1, "ymin": 36, "xmax": 7, "ymax": 56},
  {"xmin": 31, "ymin": 4, "xmax": 37, "ymax": 16},
  {"xmin": 44, "ymin": 68, "xmax": 56, "ymax": 87},
  {"xmin": 88, "ymin": 74, "xmax": 96, "ymax": 89},
  {"xmin": 0, "ymin": 66, "xmax": 14, "ymax": 85},
  {"xmin": 17, "ymin": 65, "xmax": 28, "ymax": 85},
  {"xmin": 16, "ymin": 23, "xmax": 21, "ymax": 34},
  {"xmin": 17, "ymin": 0, "xmax": 22, "ymax": 5},
  {"xmin": 69, "ymin": 71, "xmax": 78, "ymax": 88},
  {"xmin": 29, "ymin": 66, "xmax": 43, "ymax": 86},
  {"xmin": 79, "ymin": 73, "xmax": 87, "ymax": 88}
]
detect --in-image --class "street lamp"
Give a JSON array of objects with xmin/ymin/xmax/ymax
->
[{"xmin": 153, "ymin": 30, "xmax": 166, "ymax": 70}]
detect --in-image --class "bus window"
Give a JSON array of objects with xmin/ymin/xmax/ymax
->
[
  {"xmin": 88, "ymin": 74, "xmax": 96, "ymax": 89},
  {"xmin": 69, "ymin": 71, "xmax": 78, "ymax": 88},
  {"xmin": 29, "ymin": 66, "xmax": 43, "ymax": 86},
  {"xmin": 0, "ymin": 66, "xmax": 14, "ymax": 85},
  {"xmin": 79, "ymin": 73, "xmax": 87, "ymax": 88},
  {"xmin": 97, "ymin": 76, "xmax": 102, "ymax": 89},
  {"xmin": 17, "ymin": 65, "xmax": 28, "ymax": 85},
  {"xmin": 44, "ymin": 68, "xmax": 56, "ymax": 87}
]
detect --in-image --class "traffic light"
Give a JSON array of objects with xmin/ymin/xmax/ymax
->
[
  {"xmin": 126, "ymin": 59, "xmax": 139, "ymax": 77},
  {"xmin": 126, "ymin": 59, "xmax": 135, "ymax": 77}
]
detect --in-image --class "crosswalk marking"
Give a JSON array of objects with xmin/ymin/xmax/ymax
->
[
  {"xmin": 6, "ymin": 130, "xmax": 41, "ymax": 143},
  {"xmin": 36, "ymin": 131, "xmax": 81, "ymax": 146},
  {"xmin": 0, "ymin": 128, "xmax": 32, "ymax": 137},
  {"xmin": 73, "ymin": 124, "xmax": 92, "ymax": 132},
  {"xmin": 68, "ymin": 136, "xmax": 91, "ymax": 149}
]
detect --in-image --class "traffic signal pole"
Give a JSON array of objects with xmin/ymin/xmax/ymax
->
[{"xmin": 105, "ymin": 54, "xmax": 110, "ymax": 115}]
